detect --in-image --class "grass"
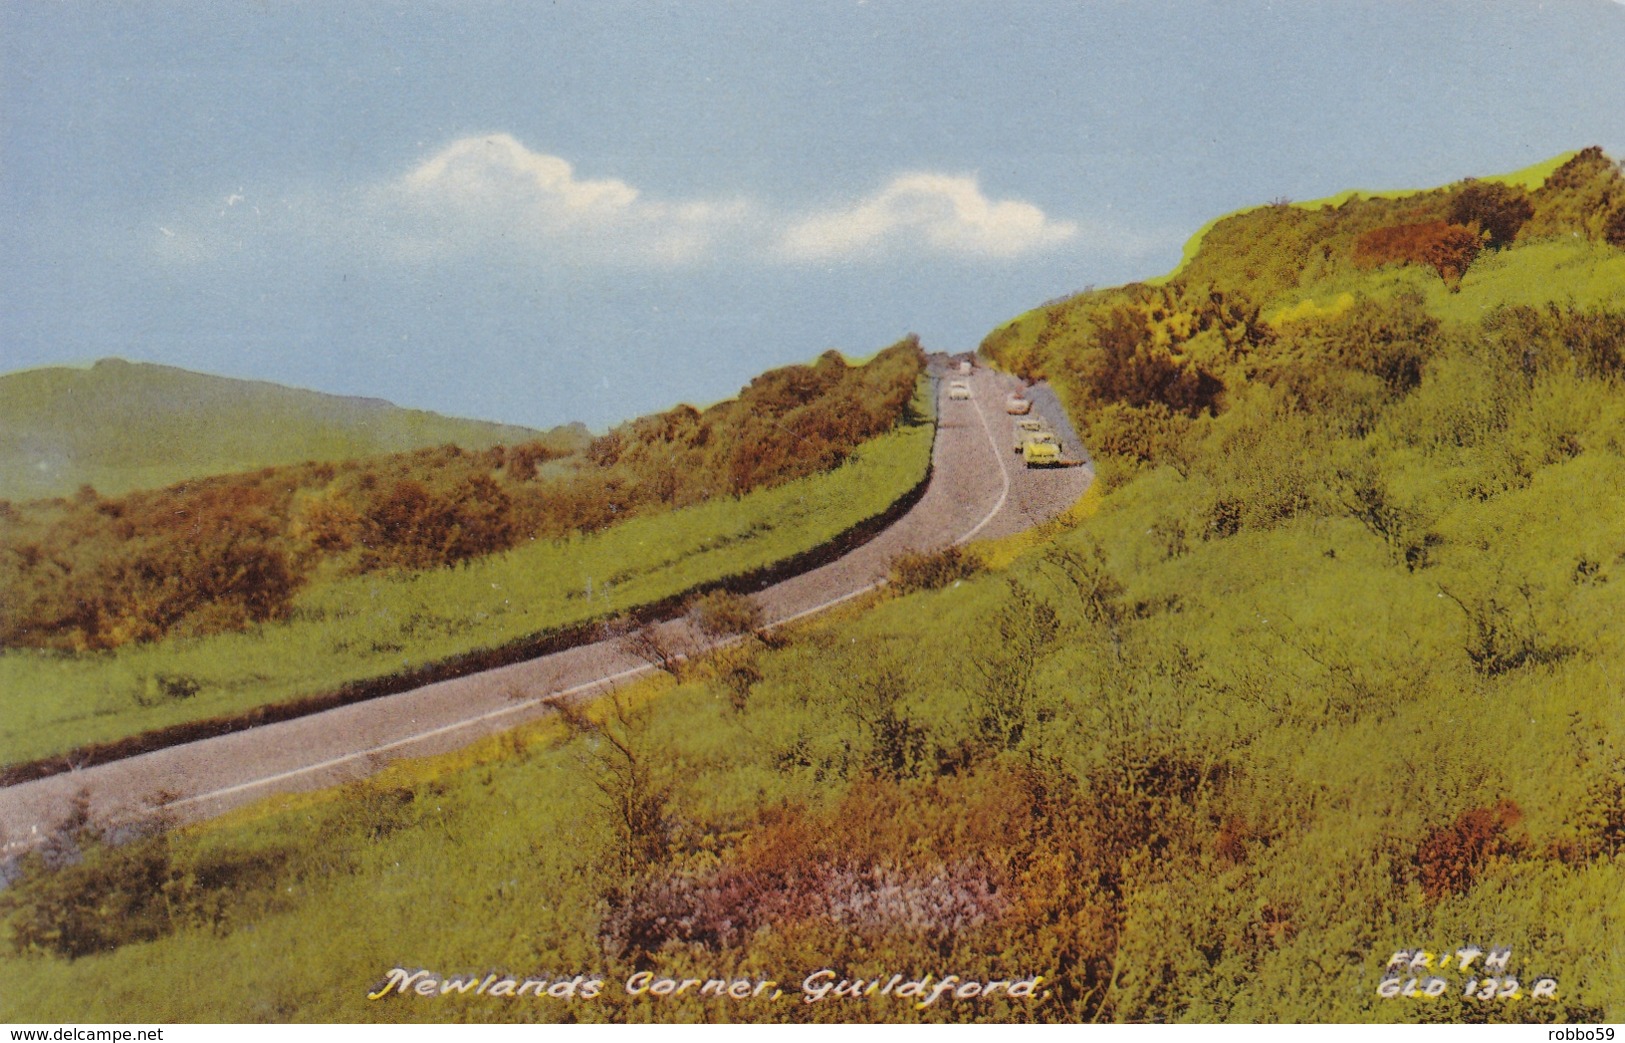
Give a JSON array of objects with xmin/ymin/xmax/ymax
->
[
  {"xmin": 0, "ymin": 565, "xmax": 997, "ymax": 1023},
  {"xmin": 0, "ymin": 381, "xmax": 934, "ymax": 768},
  {"xmin": 1147, "ymin": 150, "xmax": 1582, "ymax": 288},
  {"xmin": 5, "ymin": 161, "xmax": 1623, "ymax": 1026},
  {"xmin": 1266, "ymin": 237, "xmax": 1625, "ymax": 319},
  {"xmin": 7, "ymin": 394, "xmax": 1620, "ymax": 1020},
  {"xmin": 0, "ymin": 358, "xmax": 555, "ymax": 501}
]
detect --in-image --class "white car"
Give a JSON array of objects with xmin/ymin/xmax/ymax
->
[
  {"xmin": 1005, "ymin": 396, "xmax": 1032, "ymax": 415},
  {"xmin": 948, "ymin": 380, "xmax": 972, "ymax": 400}
]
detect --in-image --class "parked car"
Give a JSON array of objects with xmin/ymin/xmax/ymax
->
[
  {"xmin": 1013, "ymin": 418, "xmax": 1049, "ymax": 453},
  {"xmin": 1022, "ymin": 435, "xmax": 1063, "ymax": 467}
]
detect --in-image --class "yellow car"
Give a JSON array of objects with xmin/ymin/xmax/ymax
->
[
  {"xmin": 1012, "ymin": 418, "xmax": 1048, "ymax": 452},
  {"xmin": 1021, "ymin": 433, "xmax": 1063, "ymax": 467}
]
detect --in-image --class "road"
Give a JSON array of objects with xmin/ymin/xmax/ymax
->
[{"xmin": 0, "ymin": 363, "xmax": 1092, "ymax": 853}]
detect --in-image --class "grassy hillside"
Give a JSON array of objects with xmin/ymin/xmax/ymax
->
[
  {"xmin": 0, "ymin": 358, "xmax": 564, "ymax": 501},
  {"xmin": 1, "ymin": 343, "xmax": 923, "ymax": 656},
  {"xmin": 0, "ymin": 344, "xmax": 930, "ymax": 766},
  {"xmin": 5, "ymin": 152, "xmax": 1623, "ymax": 1025},
  {"xmin": 1142, "ymin": 151, "xmax": 1582, "ymax": 291},
  {"xmin": 0, "ymin": 385, "xmax": 933, "ymax": 767}
]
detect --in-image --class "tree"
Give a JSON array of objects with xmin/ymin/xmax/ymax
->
[
  {"xmin": 836, "ymin": 655, "xmax": 929, "ymax": 780},
  {"xmin": 1447, "ymin": 181, "xmax": 1533, "ymax": 249},
  {"xmin": 1353, "ymin": 220, "xmax": 1483, "ymax": 285},
  {"xmin": 558, "ymin": 695, "xmax": 674, "ymax": 884}
]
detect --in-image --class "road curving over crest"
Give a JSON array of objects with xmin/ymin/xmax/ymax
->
[{"xmin": 0, "ymin": 362, "xmax": 1092, "ymax": 853}]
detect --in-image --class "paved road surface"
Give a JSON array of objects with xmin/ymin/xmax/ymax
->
[{"xmin": 0, "ymin": 364, "xmax": 1092, "ymax": 853}]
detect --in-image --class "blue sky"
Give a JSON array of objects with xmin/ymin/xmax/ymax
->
[{"xmin": 4, "ymin": 1, "xmax": 1624, "ymax": 430}]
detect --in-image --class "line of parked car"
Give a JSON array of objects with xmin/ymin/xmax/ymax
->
[
  {"xmin": 1007, "ymin": 402, "xmax": 1062, "ymax": 467},
  {"xmin": 944, "ymin": 357, "xmax": 1065, "ymax": 468}
]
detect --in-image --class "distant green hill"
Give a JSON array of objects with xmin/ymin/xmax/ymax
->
[{"xmin": 0, "ymin": 358, "xmax": 571, "ymax": 501}]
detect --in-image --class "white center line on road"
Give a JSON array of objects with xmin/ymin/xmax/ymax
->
[
  {"xmin": 134, "ymin": 369, "xmax": 1020, "ymax": 820},
  {"xmin": 164, "ymin": 661, "xmax": 654, "ymax": 810},
  {"xmin": 954, "ymin": 375, "xmax": 1013, "ymax": 547},
  {"xmin": 771, "ymin": 370, "xmax": 1010, "ymax": 630}
]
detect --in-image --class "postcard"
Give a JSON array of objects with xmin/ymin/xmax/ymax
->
[{"xmin": 2, "ymin": 1, "xmax": 1623, "ymax": 1032}]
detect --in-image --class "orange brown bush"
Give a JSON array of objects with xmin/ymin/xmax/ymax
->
[
  {"xmin": 0, "ymin": 341, "xmax": 923, "ymax": 651},
  {"xmin": 1353, "ymin": 220, "xmax": 1483, "ymax": 284}
]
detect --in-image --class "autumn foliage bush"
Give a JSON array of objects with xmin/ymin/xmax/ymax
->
[
  {"xmin": 1353, "ymin": 220, "xmax": 1483, "ymax": 284},
  {"xmin": 1446, "ymin": 181, "xmax": 1533, "ymax": 248},
  {"xmin": 11, "ymin": 153, "xmax": 1625, "ymax": 1026},
  {"xmin": 1413, "ymin": 800, "xmax": 1523, "ymax": 902},
  {"xmin": 0, "ymin": 340, "xmax": 923, "ymax": 651},
  {"xmin": 601, "ymin": 811, "xmax": 1006, "ymax": 958}
]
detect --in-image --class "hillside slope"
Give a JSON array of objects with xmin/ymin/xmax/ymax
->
[
  {"xmin": 0, "ymin": 340, "xmax": 930, "ymax": 766},
  {"xmin": 0, "ymin": 358, "xmax": 564, "ymax": 501},
  {"xmin": 4, "ymin": 154, "xmax": 1623, "ymax": 1025}
]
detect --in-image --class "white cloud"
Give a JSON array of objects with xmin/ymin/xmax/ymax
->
[
  {"xmin": 380, "ymin": 134, "xmax": 754, "ymax": 266},
  {"xmin": 382, "ymin": 138, "xmax": 1077, "ymax": 266},
  {"xmin": 778, "ymin": 173, "xmax": 1078, "ymax": 261},
  {"xmin": 403, "ymin": 134, "xmax": 640, "ymax": 213},
  {"xmin": 154, "ymin": 136, "xmax": 1084, "ymax": 269}
]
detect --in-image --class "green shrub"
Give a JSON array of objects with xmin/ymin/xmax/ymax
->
[
  {"xmin": 0, "ymin": 800, "xmax": 286, "ymax": 960},
  {"xmin": 687, "ymin": 589, "xmax": 765, "ymax": 638},
  {"xmin": 888, "ymin": 545, "xmax": 982, "ymax": 594},
  {"xmin": 1354, "ymin": 220, "xmax": 1483, "ymax": 285}
]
